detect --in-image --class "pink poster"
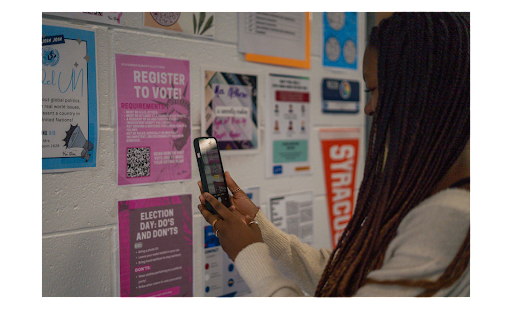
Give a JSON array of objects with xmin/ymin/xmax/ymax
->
[
  {"xmin": 118, "ymin": 194, "xmax": 193, "ymax": 297},
  {"xmin": 115, "ymin": 54, "xmax": 191, "ymax": 186}
]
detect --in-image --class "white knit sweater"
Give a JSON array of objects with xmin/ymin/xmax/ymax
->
[{"xmin": 234, "ymin": 188, "xmax": 470, "ymax": 297}]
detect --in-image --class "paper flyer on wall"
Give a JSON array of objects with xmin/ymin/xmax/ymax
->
[
  {"xmin": 269, "ymin": 191, "xmax": 314, "ymax": 245},
  {"xmin": 319, "ymin": 128, "xmax": 360, "ymax": 248},
  {"xmin": 266, "ymin": 74, "xmax": 311, "ymax": 177},
  {"xmin": 202, "ymin": 187, "xmax": 259, "ymax": 297},
  {"xmin": 45, "ymin": 12, "xmax": 124, "ymax": 26},
  {"xmin": 203, "ymin": 69, "xmax": 259, "ymax": 154},
  {"xmin": 322, "ymin": 12, "xmax": 358, "ymax": 70},
  {"xmin": 238, "ymin": 12, "xmax": 310, "ymax": 69},
  {"xmin": 115, "ymin": 54, "xmax": 191, "ymax": 186},
  {"xmin": 144, "ymin": 12, "xmax": 214, "ymax": 38},
  {"xmin": 322, "ymin": 78, "xmax": 361, "ymax": 114},
  {"xmin": 42, "ymin": 25, "xmax": 98, "ymax": 172},
  {"xmin": 118, "ymin": 194, "xmax": 193, "ymax": 297}
]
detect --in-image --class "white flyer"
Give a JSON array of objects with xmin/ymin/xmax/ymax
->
[
  {"xmin": 238, "ymin": 12, "xmax": 306, "ymax": 60},
  {"xmin": 269, "ymin": 191, "xmax": 314, "ymax": 245},
  {"xmin": 265, "ymin": 74, "xmax": 311, "ymax": 178}
]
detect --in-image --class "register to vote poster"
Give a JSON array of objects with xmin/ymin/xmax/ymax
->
[
  {"xmin": 118, "ymin": 194, "xmax": 193, "ymax": 297},
  {"xmin": 115, "ymin": 54, "xmax": 191, "ymax": 186}
]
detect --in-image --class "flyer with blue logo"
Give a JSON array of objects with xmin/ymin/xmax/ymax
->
[
  {"xmin": 42, "ymin": 25, "xmax": 98, "ymax": 172},
  {"xmin": 322, "ymin": 78, "xmax": 360, "ymax": 114}
]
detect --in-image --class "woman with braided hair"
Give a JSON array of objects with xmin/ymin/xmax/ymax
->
[{"xmin": 198, "ymin": 12, "xmax": 470, "ymax": 297}]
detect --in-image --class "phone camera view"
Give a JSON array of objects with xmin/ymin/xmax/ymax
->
[{"xmin": 199, "ymin": 139, "xmax": 228, "ymax": 199}]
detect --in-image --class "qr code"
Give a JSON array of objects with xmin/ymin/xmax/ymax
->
[{"xmin": 127, "ymin": 147, "xmax": 150, "ymax": 178}]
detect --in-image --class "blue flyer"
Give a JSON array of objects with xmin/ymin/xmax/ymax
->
[
  {"xmin": 322, "ymin": 12, "xmax": 358, "ymax": 70},
  {"xmin": 322, "ymin": 78, "xmax": 360, "ymax": 114},
  {"xmin": 42, "ymin": 25, "xmax": 98, "ymax": 172}
]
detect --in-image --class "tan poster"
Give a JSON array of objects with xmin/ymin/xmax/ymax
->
[{"xmin": 143, "ymin": 12, "xmax": 214, "ymax": 38}]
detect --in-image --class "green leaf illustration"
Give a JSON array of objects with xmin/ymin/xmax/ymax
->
[
  {"xmin": 198, "ymin": 12, "xmax": 206, "ymax": 32},
  {"xmin": 200, "ymin": 15, "xmax": 214, "ymax": 35},
  {"xmin": 193, "ymin": 14, "xmax": 197, "ymax": 34}
]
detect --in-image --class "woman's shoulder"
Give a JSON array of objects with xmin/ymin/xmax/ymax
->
[
  {"xmin": 401, "ymin": 188, "xmax": 469, "ymax": 229},
  {"xmin": 368, "ymin": 188, "xmax": 470, "ymax": 283},
  {"xmin": 421, "ymin": 188, "xmax": 470, "ymax": 211},
  {"xmin": 393, "ymin": 188, "xmax": 469, "ymax": 254},
  {"xmin": 359, "ymin": 188, "xmax": 470, "ymax": 296}
]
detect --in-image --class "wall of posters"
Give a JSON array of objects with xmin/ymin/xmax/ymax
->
[
  {"xmin": 269, "ymin": 191, "xmax": 314, "ymax": 245},
  {"xmin": 41, "ymin": 12, "xmax": 368, "ymax": 297},
  {"xmin": 42, "ymin": 25, "xmax": 98, "ymax": 172},
  {"xmin": 203, "ymin": 69, "xmax": 259, "ymax": 154},
  {"xmin": 144, "ymin": 12, "xmax": 214, "ymax": 38},
  {"xmin": 322, "ymin": 12, "xmax": 358, "ymax": 70},
  {"xmin": 319, "ymin": 128, "xmax": 360, "ymax": 248},
  {"xmin": 266, "ymin": 74, "xmax": 311, "ymax": 177},
  {"xmin": 118, "ymin": 194, "xmax": 193, "ymax": 297},
  {"xmin": 115, "ymin": 54, "xmax": 191, "ymax": 186}
]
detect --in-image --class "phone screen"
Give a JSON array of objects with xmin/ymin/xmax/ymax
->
[{"xmin": 195, "ymin": 138, "xmax": 230, "ymax": 211}]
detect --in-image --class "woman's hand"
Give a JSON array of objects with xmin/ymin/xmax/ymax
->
[
  {"xmin": 198, "ymin": 192, "xmax": 263, "ymax": 261},
  {"xmin": 197, "ymin": 171, "xmax": 260, "ymax": 223}
]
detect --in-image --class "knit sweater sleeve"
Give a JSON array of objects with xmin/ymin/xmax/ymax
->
[
  {"xmin": 234, "ymin": 243, "xmax": 305, "ymax": 296},
  {"xmin": 234, "ymin": 211, "xmax": 332, "ymax": 296}
]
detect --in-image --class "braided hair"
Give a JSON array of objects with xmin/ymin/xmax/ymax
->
[{"xmin": 315, "ymin": 12, "xmax": 470, "ymax": 297}]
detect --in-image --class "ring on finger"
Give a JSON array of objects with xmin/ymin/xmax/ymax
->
[
  {"xmin": 215, "ymin": 229, "xmax": 219, "ymax": 237},
  {"xmin": 232, "ymin": 187, "xmax": 242, "ymax": 194},
  {"xmin": 248, "ymin": 220, "xmax": 259, "ymax": 227},
  {"xmin": 212, "ymin": 218, "xmax": 221, "ymax": 230}
]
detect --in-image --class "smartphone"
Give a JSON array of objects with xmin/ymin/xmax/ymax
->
[{"xmin": 194, "ymin": 137, "xmax": 231, "ymax": 214}]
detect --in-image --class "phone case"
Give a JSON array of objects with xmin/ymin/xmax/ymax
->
[{"xmin": 194, "ymin": 137, "xmax": 231, "ymax": 214}]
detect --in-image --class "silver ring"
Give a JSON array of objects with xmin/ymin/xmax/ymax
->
[{"xmin": 248, "ymin": 220, "xmax": 259, "ymax": 227}]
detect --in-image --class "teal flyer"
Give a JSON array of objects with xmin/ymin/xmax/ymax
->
[{"xmin": 273, "ymin": 140, "xmax": 308, "ymax": 164}]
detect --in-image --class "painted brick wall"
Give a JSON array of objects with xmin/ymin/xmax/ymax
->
[{"xmin": 42, "ymin": 12, "xmax": 366, "ymax": 296}]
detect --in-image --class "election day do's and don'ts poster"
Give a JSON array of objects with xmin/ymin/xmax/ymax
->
[{"xmin": 118, "ymin": 195, "xmax": 193, "ymax": 297}]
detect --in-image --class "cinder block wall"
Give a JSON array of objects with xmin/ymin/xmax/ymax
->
[{"xmin": 42, "ymin": 12, "xmax": 367, "ymax": 296}]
